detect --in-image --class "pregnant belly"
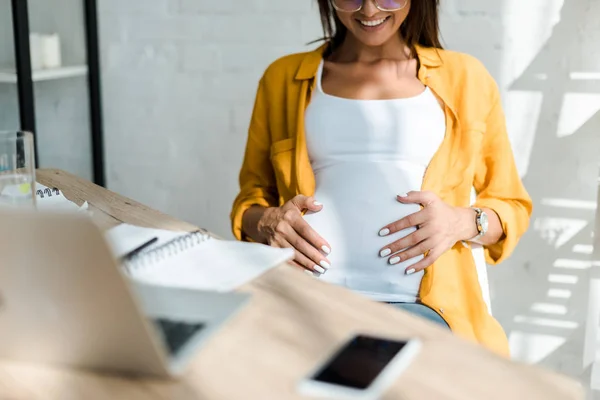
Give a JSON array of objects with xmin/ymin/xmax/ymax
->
[{"xmin": 303, "ymin": 162, "xmax": 426, "ymax": 296}]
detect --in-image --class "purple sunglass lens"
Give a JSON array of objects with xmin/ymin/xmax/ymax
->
[
  {"xmin": 333, "ymin": 0, "xmax": 405, "ymax": 11},
  {"xmin": 333, "ymin": 0, "xmax": 362, "ymax": 11},
  {"xmin": 376, "ymin": 0, "xmax": 405, "ymax": 9}
]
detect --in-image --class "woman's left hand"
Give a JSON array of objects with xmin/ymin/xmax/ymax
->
[{"xmin": 378, "ymin": 191, "xmax": 477, "ymax": 275}]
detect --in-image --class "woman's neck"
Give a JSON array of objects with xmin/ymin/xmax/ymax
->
[{"xmin": 333, "ymin": 34, "xmax": 410, "ymax": 63}]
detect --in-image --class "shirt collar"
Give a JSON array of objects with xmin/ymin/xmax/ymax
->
[{"xmin": 294, "ymin": 43, "xmax": 443, "ymax": 81}]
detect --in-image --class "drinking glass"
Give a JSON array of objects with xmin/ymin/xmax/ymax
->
[{"xmin": 0, "ymin": 131, "xmax": 36, "ymax": 208}]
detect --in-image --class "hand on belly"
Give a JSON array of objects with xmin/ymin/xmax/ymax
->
[
  {"xmin": 302, "ymin": 195, "xmax": 424, "ymax": 274},
  {"xmin": 256, "ymin": 195, "xmax": 332, "ymax": 275},
  {"xmin": 303, "ymin": 162, "xmax": 429, "ymax": 279},
  {"xmin": 378, "ymin": 190, "xmax": 468, "ymax": 276}
]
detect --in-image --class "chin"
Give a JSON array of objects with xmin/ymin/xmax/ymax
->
[
  {"xmin": 353, "ymin": 33, "xmax": 397, "ymax": 48},
  {"xmin": 350, "ymin": 26, "xmax": 401, "ymax": 48}
]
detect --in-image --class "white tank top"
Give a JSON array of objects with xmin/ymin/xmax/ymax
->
[{"xmin": 303, "ymin": 60, "xmax": 446, "ymax": 302}]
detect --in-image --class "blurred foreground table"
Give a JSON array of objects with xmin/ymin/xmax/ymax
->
[{"xmin": 0, "ymin": 169, "xmax": 584, "ymax": 399}]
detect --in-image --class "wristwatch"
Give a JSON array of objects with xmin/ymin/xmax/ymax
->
[{"xmin": 471, "ymin": 207, "xmax": 489, "ymax": 240}]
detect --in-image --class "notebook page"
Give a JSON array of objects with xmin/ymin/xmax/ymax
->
[
  {"xmin": 104, "ymin": 223, "xmax": 185, "ymax": 259},
  {"xmin": 125, "ymin": 239, "xmax": 294, "ymax": 292},
  {"xmin": 34, "ymin": 183, "xmax": 89, "ymax": 213}
]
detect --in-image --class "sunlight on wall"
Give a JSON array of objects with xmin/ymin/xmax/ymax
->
[
  {"xmin": 514, "ymin": 315, "xmax": 579, "ymax": 329},
  {"xmin": 553, "ymin": 259, "xmax": 593, "ymax": 269},
  {"xmin": 501, "ymin": 0, "xmax": 564, "ymax": 83},
  {"xmin": 548, "ymin": 274, "xmax": 579, "ymax": 284},
  {"xmin": 572, "ymin": 244, "xmax": 594, "ymax": 255},
  {"xmin": 503, "ymin": 92, "xmax": 543, "ymax": 176},
  {"xmin": 540, "ymin": 198, "xmax": 598, "ymax": 210},
  {"xmin": 548, "ymin": 289, "xmax": 573, "ymax": 299},
  {"xmin": 557, "ymin": 93, "xmax": 600, "ymax": 137},
  {"xmin": 531, "ymin": 302, "xmax": 568, "ymax": 315},
  {"xmin": 509, "ymin": 332, "xmax": 567, "ymax": 364},
  {"xmin": 533, "ymin": 217, "xmax": 588, "ymax": 249},
  {"xmin": 502, "ymin": 0, "xmax": 564, "ymax": 176}
]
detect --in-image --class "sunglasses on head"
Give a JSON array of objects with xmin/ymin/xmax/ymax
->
[{"xmin": 331, "ymin": 0, "xmax": 408, "ymax": 12}]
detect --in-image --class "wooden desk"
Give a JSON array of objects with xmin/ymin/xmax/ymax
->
[{"xmin": 0, "ymin": 169, "xmax": 584, "ymax": 399}]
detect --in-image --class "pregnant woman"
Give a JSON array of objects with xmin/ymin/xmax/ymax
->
[{"xmin": 231, "ymin": 0, "xmax": 532, "ymax": 356}]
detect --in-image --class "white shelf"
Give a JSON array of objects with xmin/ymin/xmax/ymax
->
[{"xmin": 0, "ymin": 65, "xmax": 88, "ymax": 83}]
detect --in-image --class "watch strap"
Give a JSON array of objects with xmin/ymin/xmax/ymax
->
[{"xmin": 471, "ymin": 207, "xmax": 485, "ymax": 241}]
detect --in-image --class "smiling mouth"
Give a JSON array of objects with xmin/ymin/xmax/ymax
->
[{"xmin": 357, "ymin": 16, "xmax": 391, "ymax": 27}]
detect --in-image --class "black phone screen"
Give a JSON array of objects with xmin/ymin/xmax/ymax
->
[{"xmin": 311, "ymin": 335, "xmax": 408, "ymax": 390}]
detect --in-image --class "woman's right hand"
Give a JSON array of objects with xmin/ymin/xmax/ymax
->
[{"xmin": 257, "ymin": 195, "xmax": 331, "ymax": 275}]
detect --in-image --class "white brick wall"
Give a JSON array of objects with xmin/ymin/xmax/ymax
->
[{"xmin": 99, "ymin": 0, "xmax": 321, "ymax": 238}]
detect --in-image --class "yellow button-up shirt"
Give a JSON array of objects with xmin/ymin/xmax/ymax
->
[{"xmin": 231, "ymin": 44, "xmax": 532, "ymax": 356}]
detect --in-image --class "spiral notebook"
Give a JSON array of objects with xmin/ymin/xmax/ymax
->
[
  {"xmin": 105, "ymin": 224, "xmax": 294, "ymax": 292},
  {"xmin": 35, "ymin": 183, "xmax": 89, "ymax": 212}
]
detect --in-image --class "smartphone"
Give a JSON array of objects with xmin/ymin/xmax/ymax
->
[{"xmin": 298, "ymin": 334, "xmax": 421, "ymax": 400}]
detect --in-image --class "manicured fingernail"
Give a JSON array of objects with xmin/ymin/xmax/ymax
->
[
  {"xmin": 389, "ymin": 257, "xmax": 401, "ymax": 265},
  {"xmin": 380, "ymin": 248, "xmax": 391, "ymax": 257},
  {"xmin": 398, "ymin": 193, "xmax": 408, "ymax": 198},
  {"xmin": 305, "ymin": 270, "xmax": 314, "ymax": 276},
  {"xmin": 320, "ymin": 260, "xmax": 331, "ymax": 270},
  {"xmin": 406, "ymin": 268, "xmax": 416, "ymax": 275},
  {"xmin": 313, "ymin": 201, "xmax": 323, "ymax": 206},
  {"xmin": 314, "ymin": 265, "xmax": 326, "ymax": 274},
  {"xmin": 379, "ymin": 228, "xmax": 390, "ymax": 237},
  {"xmin": 321, "ymin": 245, "xmax": 331, "ymax": 254}
]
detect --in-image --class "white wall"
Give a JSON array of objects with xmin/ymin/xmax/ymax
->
[
  {"xmin": 98, "ymin": 0, "xmax": 600, "ymax": 387},
  {"xmin": 98, "ymin": 0, "xmax": 322, "ymax": 236}
]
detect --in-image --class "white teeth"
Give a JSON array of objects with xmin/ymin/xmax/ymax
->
[{"xmin": 359, "ymin": 18, "xmax": 387, "ymax": 27}]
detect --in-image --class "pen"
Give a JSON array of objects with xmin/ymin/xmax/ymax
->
[{"xmin": 121, "ymin": 237, "xmax": 158, "ymax": 261}]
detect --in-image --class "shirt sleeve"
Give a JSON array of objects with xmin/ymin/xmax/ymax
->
[
  {"xmin": 230, "ymin": 77, "xmax": 279, "ymax": 241},
  {"xmin": 473, "ymin": 84, "xmax": 533, "ymax": 265}
]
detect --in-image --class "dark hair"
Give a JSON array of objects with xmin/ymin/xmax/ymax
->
[{"xmin": 316, "ymin": 0, "xmax": 443, "ymax": 57}]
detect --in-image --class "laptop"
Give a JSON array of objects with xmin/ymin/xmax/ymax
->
[{"xmin": 0, "ymin": 210, "xmax": 250, "ymax": 377}]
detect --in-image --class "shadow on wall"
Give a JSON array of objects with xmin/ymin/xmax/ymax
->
[{"xmin": 489, "ymin": 0, "xmax": 600, "ymax": 383}]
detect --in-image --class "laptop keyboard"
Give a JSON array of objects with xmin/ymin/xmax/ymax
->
[{"xmin": 153, "ymin": 318, "xmax": 206, "ymax": 356}]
